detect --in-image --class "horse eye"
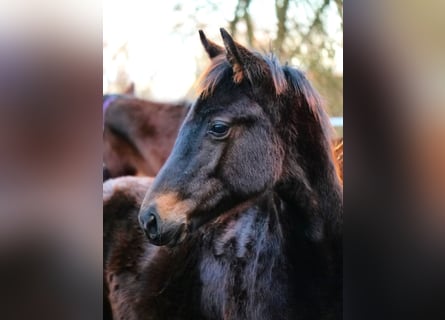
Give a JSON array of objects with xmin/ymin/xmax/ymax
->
[{"xmin": 208, "ymin": 121, "xmax": 230, "ymax": 139}]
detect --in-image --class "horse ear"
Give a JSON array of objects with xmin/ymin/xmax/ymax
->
[
  {"xmin": 219, "ymin": 28, "xmax": 269, "ymax": 84},
  {"xmin": 199, "ymin": 30, "xmax": 224, "ymax": 59},
  {"xmin": 124, "ymin": 82, "xmax": 135, "ymax": 95}
]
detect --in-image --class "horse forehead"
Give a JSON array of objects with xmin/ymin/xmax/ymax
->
[{"xmin": 192, "ymin": 94, "xmax": 263, "ymax": 119}]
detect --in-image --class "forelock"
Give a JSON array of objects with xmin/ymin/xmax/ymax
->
[{"xmin": 196, "ymin": 52, "xmax": 289, "ymax": 97}]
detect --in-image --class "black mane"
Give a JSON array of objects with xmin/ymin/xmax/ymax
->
[{"xmin": 197, "ymin": 51, "xmax": 336, "ymax": 152}]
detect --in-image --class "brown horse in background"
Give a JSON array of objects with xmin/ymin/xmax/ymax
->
[
  {"xmin": 103, "ymin": 176, "xmax": 154, "ymax": 320},
  {"xmin": 103, "ymin": 97, "xmax": 190, "ymax": 180}
]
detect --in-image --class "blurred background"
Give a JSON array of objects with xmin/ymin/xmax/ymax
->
[
  {"xmin": 103, "ymin": 0, "xmax": 343, "ymax": 134},
  {"xmin": 1, "ymin": 0, "xmax": 444, "ymax": 318}
]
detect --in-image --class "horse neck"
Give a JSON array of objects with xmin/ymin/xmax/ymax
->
[
  {"xmin": 271, "ymin": 117, "xmax": 343, "ymax": 316},
  {"xmin": 199, "ymin": 193, "xmax": 340, "ymax": 318},
  {"xmin": 276, "ymin": 113, "xmax": 343, "ymax": 241}
]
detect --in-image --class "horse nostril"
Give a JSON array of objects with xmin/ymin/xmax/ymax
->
[{"xmin": 145, "ymin": 213, "xmax": 159, "ymax": 240}]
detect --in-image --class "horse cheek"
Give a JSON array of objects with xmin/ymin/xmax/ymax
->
[{"xmin": 224, "ymin": 132, "xmax": 275, "ymax": 196}]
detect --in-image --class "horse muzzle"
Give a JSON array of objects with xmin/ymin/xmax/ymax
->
[{"xmin": 139, "ymin": 205, "xmax": 187, "ymax": 247}]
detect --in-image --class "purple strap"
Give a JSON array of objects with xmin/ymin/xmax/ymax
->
[
  {"xmin": 103, "ymin": 96, "xmax": 116, "ymax": 114},
  {"xmin": 103, "ymin": 96, "xmax": 117, "ymax": 129}
]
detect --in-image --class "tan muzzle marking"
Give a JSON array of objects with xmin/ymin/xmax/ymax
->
[{"xmin": 154, "ymin": 192, "xmax": 195, "ymax": 221}]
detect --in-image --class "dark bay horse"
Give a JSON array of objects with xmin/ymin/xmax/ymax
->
[
  {"xmin": 103, "ymin": 97, "xmax": 190, "ymax": 180},
  {"xmin": 104, "ymin": 29, "xmax": 342, "ymax": 319}
]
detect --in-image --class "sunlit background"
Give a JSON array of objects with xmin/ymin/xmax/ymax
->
[
  {"xmin": 0, "ymin": 0, "xmax": 444, "ymax": 317},
  {"xmin": 103, "ymin": 0, "xmax": 343, "ymax": 121}
]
